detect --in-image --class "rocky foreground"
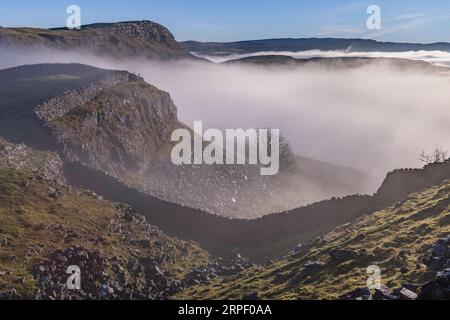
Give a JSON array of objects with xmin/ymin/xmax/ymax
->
[
  {"xmin": 0, "ymin": 139, "xmax": 255, "ymax": 299},
  {"xmin": 176, "ymin": 177, "xmax": 450, "ymax": 300},
  {"xmin": 1, "ymin": 141, "xmax": 449, "ymax": 300},
  {"xmin": 0, "ymin": 21, "xmax": 195, "ymax": 60}
]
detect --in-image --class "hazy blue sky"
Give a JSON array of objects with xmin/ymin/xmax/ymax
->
[{"xmin": 1, "ymin": 0, "xmax": 449, "ymax": 43}]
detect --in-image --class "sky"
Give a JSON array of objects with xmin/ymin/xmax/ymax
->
[{"xmin": 0, "ymin": 0, "xmax": 450, "ymax": 43}]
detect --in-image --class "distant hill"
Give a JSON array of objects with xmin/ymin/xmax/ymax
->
[
  {"xmin": 1, "ymin": 63, "xmax": 449, "ymax": 267},
  {"xmin": 0, "ymin": 21, "xmax": 195, "ymax": 60},
  {"xmin": 0, "ymin": 138, "xmax": 214, "ymax": 299},
  {"xmin": 181, "ymin": 38, "xmax": 450, "ymax": 56},
  {"xmin": 224, "ymin": 55, "xmax": 450, "ymax": 74}
]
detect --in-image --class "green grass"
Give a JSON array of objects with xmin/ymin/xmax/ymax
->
[{"xmin": 175, "ymin": 180, "xmax": 450, "ymax": 300}]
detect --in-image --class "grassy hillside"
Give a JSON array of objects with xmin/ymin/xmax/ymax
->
[
  {"xmin": 225, "ymin": 56, "xmax": 450, "ymax": 75},
  {"xmin": 0, "ymin": 64, "xmax": 111, "ymax": 150},
  {"xmin": 0, "ymin": 21, "xmax": 194, "ymax": 60},
  {"xmin": 176, "ymin": 179, "xmax": 450, "ymax": 299},
  {"xmin": 0, "ymin": 141, "xmax": 211, "ymax": 299}
]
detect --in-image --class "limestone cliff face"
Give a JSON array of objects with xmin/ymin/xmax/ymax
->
[
  {"xmin": 0, "ymin": 21, "xmax": 194, "ymax": 60},
  {"xmin": 36, "ymin": 72, "xmax": 180, "ymax": 179}
]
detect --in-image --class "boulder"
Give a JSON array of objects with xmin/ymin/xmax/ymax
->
[
  {"xmin": 293, "ymin": 244, "xmax": 307, "ymax": 255},
  {"xmin": 340, "ymin": 287, "xmax": 371, "ymax": 300},
  {"xmin": 431, "ymin": 243, "xmax": 447, "ymax": 257},
  {"xmin": 419, "ymin": 281, "xmax": 448, "ymax": 300}
]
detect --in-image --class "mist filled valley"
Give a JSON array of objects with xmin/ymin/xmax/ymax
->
[
  {"xmin": 1, "ymin": 47, "xmax": 450, "ymax": 197},
  {"xmin": 0, "ymin": 14, "xmax": 449, "ymax": 302}
]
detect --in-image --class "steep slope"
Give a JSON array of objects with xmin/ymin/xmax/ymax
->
[
  {"xmin": 30, "ymin": 65, "xmax": 267, "ymax": 217},
  {"xmin": 176, "ymin": 178, "xmax": 450, "ymax": 300},
  {"xmin": 281, "ymin": 154, "xmax": 370, "ymax": 203},
  {"xmin": 1, "ymin": 64, "xmax": 449, "ymax": 262},
  {"xmin": 0, "ymin": 138, "xmax": 65, "ymax": 184},
  {"xmin": 0, "ymin": 63, "xmax": 370, "ymax": 248},
  {"xmin": 0, "ymin": 139, "xmax": 215, "ymax": 299},
  {"xmin": 0, "ymin": 64, "xmax": 111, "ymax": 149},
  {"xmin": 0, "ymin": 21, "xmax": 194, "ymax": 60},
  {"xmin": 374, "ymin": 163, "xmax": 450, "ymax": 209},
  {"xmin": 64, "ymin": 156, "xmax": 450, "ymax": 264},
  {"xmin": 20, "ymin": 63, "xmax": 368, "ymax": 218},
  {"xmin": 36, "ymin": 70, "xmax": 181, "ymax": 175},
  {"xmin": 225, "ymin": 55, "xmax": 449, "ymax": 74}
]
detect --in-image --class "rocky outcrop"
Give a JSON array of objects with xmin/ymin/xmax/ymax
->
[
  {"xmin": 0, "ymin": 21, "xmax": 194, "ymax": 60},
  {"xmin": 181, "ymin": 38, "xmax": 450, "ymax": 56},
  {"xmin": 36, "ymin": 72, "xmax": 139, "ymax": 122},
  {"xmin": 0, "ymin": 63, "xmax": 381, "ymax": 257},
  {"xmin": 0, "ymin": 138, "xmax": 65, "ymax": 183},
  {"xmin": 340, "ymin": 236, "xmax": 450, "ymax": 300},
  {"xmin": 4, "ymin": 63, "xmax": 450, "ymax": 263},
  {"xmin": 225, "ymin": 56, "xmax": 448, "ymax": 74},
  {"xmin": 36, "ymin": 70, "xmax": 179, "ymax": 178},
  {"xmin": 418, "ymin": 236, "xmax": 450, "ymax": 300},
  {"xmin": 374, "ymin": 160, "xmax": 450, "ymax": 208}
]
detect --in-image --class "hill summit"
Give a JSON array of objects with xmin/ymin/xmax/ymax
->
[{"xmin": 0, "ymin": 21, "xmax": 194, "ymax": 60}]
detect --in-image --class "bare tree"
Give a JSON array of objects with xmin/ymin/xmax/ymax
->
[
  {"xmin": 260, "ymin": 130, "xmax": 296, "ymax": 171},
  {"xmin": 419, "ymin": 147, "xmax": 449, "ymax": 164}
]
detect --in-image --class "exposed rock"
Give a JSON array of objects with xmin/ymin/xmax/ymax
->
[
  {"xmin": 423, "ymin": 236, "xmax": 450, "ymax": 270},
  {"xmin": 0, "ymin": 289, "xmax": 18, "ymax": 300},
  {"xmin": 0, "ymin": 139, "xmax": 65, "ymax": 183},
  {"xmin": 372, "ymin": 285, "xmax": 398, "ymax": 300},
  {"xmin": 432, "ymin": 243, "xmax": 447, "ymax": 257},
  {"xmin": 374, "ymin": 160, "xmax": 450, "ymax": 208},
  {"xmin": 416, "ymin": 237, "xmax": 450, "ymax": 300},
  {"xmin": 435, "ymin": 268, "xmax": 450, "ymax": 288},
  {"xmin": 0, "ymin": 21, "xmax": 195, "ymax": 60},
  {"xmin": 138, "ymin": 239, "xmax": 151, "ymax": 249},
  {"xmin": 419, "ymin": 280, "xmax": 448, "ymax": 300}
]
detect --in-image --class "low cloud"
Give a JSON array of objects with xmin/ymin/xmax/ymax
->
[
  {"xmin": 193, "ymin": 49, "xmax": 450, "ymax": 66},
  {"xmin": 1, "ymin": 47, "xmax": 449, "ymax": 191}
]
